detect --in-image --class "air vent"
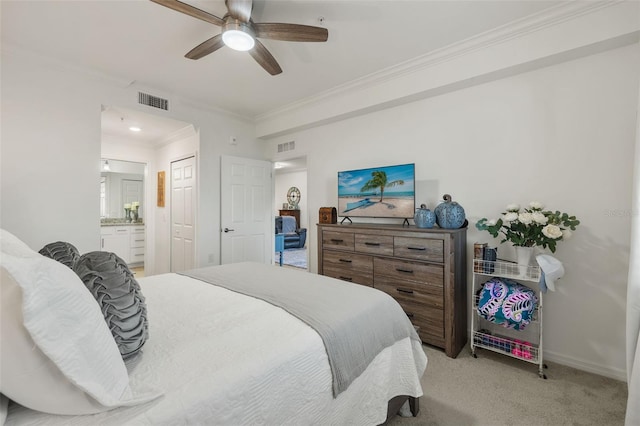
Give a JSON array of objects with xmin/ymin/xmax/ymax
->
[
  {"xmin": 277, "ymin": 141, "xmax": 295, "ymax": 153},
  {"xmin": 138, "ymin": 92, "xmax": 169, "ymax": 111}
]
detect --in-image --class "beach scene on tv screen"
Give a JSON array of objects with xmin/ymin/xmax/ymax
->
[{"xmin": 338, "ymin": 164, "xmax": 415, "ymax": 218}]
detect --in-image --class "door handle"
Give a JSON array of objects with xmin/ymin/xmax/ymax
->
[{"xmin": 223, "ymin": 228, "xmax": 235, "ymax": 233}]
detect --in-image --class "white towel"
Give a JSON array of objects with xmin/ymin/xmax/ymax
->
[{"xmin": 536, "ymin": 254, "xmax": 564, "ymax": 292}]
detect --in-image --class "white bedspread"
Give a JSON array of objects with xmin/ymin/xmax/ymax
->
[{"xmin": 6, "ymin": 272, "xmax": 427, "ymax": 425}]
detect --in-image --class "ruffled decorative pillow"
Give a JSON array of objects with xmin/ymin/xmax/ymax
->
[
  {"xmin": 38, "ymin": 241, "xmax": 80, "ymax": 269},
  {"xmin": 74, "ymin": 251, "xmax": 149, "ymax": 361},
  {"xmin": 0, "ymin": 229, "xmax": 160, "ymax": 415}
]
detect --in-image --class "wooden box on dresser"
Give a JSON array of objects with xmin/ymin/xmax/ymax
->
[{"xmin": 317, "ymin": 223, "xmax": 467, "ymax": 358}]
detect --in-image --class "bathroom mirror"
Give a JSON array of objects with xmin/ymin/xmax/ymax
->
[{"xmin": 100, "ymin": 159, "xmax": 145, "ymax": 221}]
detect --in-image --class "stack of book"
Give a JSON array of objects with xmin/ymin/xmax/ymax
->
[{"xmin": 474, "ymin": 243, "xmax": 497, "ymax": 274}]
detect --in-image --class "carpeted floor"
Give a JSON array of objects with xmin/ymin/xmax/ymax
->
[
  {"xmin": 386, "ymin": 344, "xmax": 628, "ymax": 425},
  {"xmin": 275, "ymin": 247, "xmax": 307, "ymax": 269}
]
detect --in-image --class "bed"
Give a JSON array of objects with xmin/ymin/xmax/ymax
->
[{"xmin": 0, "ymin": 230, "xmax": 427, "ymax": 426}]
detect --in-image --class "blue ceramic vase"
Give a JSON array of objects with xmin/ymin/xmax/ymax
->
[
  {"xmin": 434, "ymin": 194, "xmax": 466, "ymax": 229},
  {"xmin": 414, "ymin": 204, "xmax": 436, "ymax": 229}
]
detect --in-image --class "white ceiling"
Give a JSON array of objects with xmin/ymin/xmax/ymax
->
[
  {"xmin": 2, "ymin": 0, "xmax": 562, "ymax": 122},
  {"xmin": 275, "ymin": 156, "xmax": 307, "ymax": 174},
  {"xmin": 101, "ymin": 105, "xmax": 193, "ymax": 145}
]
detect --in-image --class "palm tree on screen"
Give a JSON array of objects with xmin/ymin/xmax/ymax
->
[{"xmin": 360, "ymin": 171, "xmax": 404, "ymax": 202}]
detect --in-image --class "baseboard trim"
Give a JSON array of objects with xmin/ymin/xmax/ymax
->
[{"xmin": 544, "ymin": 350, "xmax": 627, "ymax": 382}]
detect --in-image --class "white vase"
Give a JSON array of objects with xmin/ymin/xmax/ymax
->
[{"xmin": 515, "ymin": 246, "xmax": 534, "ymax": 278}]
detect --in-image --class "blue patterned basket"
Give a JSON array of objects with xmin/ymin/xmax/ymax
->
[{"xmin": 477, "ymin": 277, "xmax": 537, "ymax": 330}]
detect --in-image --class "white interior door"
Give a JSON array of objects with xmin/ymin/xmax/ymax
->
[
  {"xmin": 171, "ymin": 156, "xmax": 196, "ymax": 272},
  {"xmin": 220, "ymin": 155, "xmax": 272, "ymax": 265}
]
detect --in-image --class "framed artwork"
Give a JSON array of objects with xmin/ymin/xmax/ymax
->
[{"xmin": 157, "ymin": 171, "xmax": 165, "ymax": 207}]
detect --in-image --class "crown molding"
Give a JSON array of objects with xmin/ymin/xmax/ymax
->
[
  {"xmin": 177, "ymin": 96, "xmax": 254, "ymax": 125},
  {"xmin": 255, "ymin": 1, "xmax": 620, "ymax": 123}
]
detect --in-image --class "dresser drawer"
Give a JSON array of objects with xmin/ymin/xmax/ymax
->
[
  {"xmin": 394, "ymin": 237, "xmax": 444, "ymax": 263},
  {"xmin": 374, "ymin": 257, "xmax": 444, "ymax": 287},
  {"xmin": 323, "ymin": 269, "xmax": 373, "ymax": 287},
  {"xmin": 375, "ymin": 275, "xmax": 443, "ymax": 309},
  {"xmin": 322, "ymin": 250, "xmax": 373, "ymax": 286},
  {"xmin": 392, "ymin": 298, "xmax": 444, "ymax": 344},
  {"xmin": 322, "ymin": 231, "xmax": 354, "ymax": 250},
  {"xmin": 355, "ymin": 234, "xmax": 393, "ymax": 256}
]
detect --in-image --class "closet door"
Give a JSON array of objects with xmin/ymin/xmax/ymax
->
[{"xmin": 171, "ymin": 156, "xmax": 196, "ymax": 273}]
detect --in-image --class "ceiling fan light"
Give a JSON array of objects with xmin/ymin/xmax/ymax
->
[{"xmin": 222, "ymin": 29, "xmax": 255, "ymax": 51}]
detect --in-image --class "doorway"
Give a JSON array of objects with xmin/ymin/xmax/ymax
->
[
  {"xmin": 274, "ymin": 156, "xmax": 308, "ymax": 270},
  {"xmin": 101, "ymin": 104, "xmax": 197, "ymax": 276},
  {"xmin": 99, "ymin": 158, "xmax": 146, "ymax": 274}
]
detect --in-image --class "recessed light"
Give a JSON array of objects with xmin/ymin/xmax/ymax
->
[{"xmin": 129, "ymin": 126, "xmax": 141, "ymax": 132}]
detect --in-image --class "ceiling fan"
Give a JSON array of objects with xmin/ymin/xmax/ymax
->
[{"xmin": 150, "ymin": 0, "xmax": 329, "ymax": 75}]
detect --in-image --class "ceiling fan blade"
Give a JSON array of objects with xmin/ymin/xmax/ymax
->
[
  {"xmin": 254, "ymin": 23, "xmax": 328, "ymax": 42},
  {"xmin": 185, "ymin": 34, "xmax": 225, "ymax": 60},
  {"xmin": 225, "ymin": 0, "xmax": 252, "ymax": 23},
  {"xmin": 150, "ymin": 0, "xmax": 224, "ymax": 26},
  {"xmin": 248, "ymin": 40, "xmax": 282, "ymax": 75}
]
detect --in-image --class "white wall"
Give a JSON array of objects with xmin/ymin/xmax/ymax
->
[
  {"xmin": 1, "ymin": 49, "xmax": 104, "ymax": 253},
  {"xmin": 275, "ymin": 170, "xmax": 308, "ymax": 229},
  {"xmin": 263, "ymin": 44, "xmax": 640, "ymax": 380},
  {"xmin": 1, "ymin": 47, "xmax": 265, "ymax": 271}
]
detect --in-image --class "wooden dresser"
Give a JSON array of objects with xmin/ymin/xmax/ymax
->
[
  {"xmin": 279, "ymin": 209, "xmax": 300, "ymax": 227},
  {"xmin": 317, "ymin": 223, "xmax": 467, "ymax": 358}
]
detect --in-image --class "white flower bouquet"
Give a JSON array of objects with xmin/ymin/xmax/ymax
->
[{"xmin": 476, "ymin": 202, "xmax": 580, "ymax": 253}]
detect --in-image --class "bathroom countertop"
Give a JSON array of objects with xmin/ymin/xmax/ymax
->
[{"xmin": 100, "ymin": 221, "xmax": 145, "ymax": 227}]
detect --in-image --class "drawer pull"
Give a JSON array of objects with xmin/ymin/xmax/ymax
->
[
  {"xmin": 339, "ymin": 276, "xmax": 353, "ymax": 282},
  {"xmin": 406, "ymin": 312, "xmax": 415, "ymax": 318},
  {"xmin": 407, "ymin": 246, "xmax": 426, "ymax": 251},
  {"xmin": 339, "ymin": 259, "xmax": 352, "ymax": 263},
  {"xmin": 364, "ymin": 242, "xmax": 380, "ymax": 246},
  {"xmin": 135, "ymin": 239, "xmax": 145, "ymax": 242},
  {"xmin": 396, "ymin": 268, "xmax": 414, "ymax": 274},
  {"xmin": 330, "ymin": 238, "xmax": 344, "ymax": 243},
  {"xmin": 397, "ymin": 288, "xmax": 414, "ymax": 295}
]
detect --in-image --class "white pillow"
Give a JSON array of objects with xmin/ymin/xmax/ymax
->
[
  {"xmin": 0, "ymin": 229, "xmax": 160, "ymax": 415},
  {"xmin": 0, "ymin": 267, "xmax": 107, "ymax": 414},
  {"xmin": 0, "ymin": 228, "xmax": 37, "ymax": 258}
]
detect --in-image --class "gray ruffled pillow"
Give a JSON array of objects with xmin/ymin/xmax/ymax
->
[
  {"xmin": 39, "ymin": 241, "xmax": 80, "ymax": 269},
  {"xmin": 73, "ymin": 251, "xmax": 148, "ymax": 361}
]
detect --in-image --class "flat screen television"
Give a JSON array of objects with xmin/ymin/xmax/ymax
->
[{"xmin": 337, "ymin": 163, "xmax": 415, "ymax": 219}]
